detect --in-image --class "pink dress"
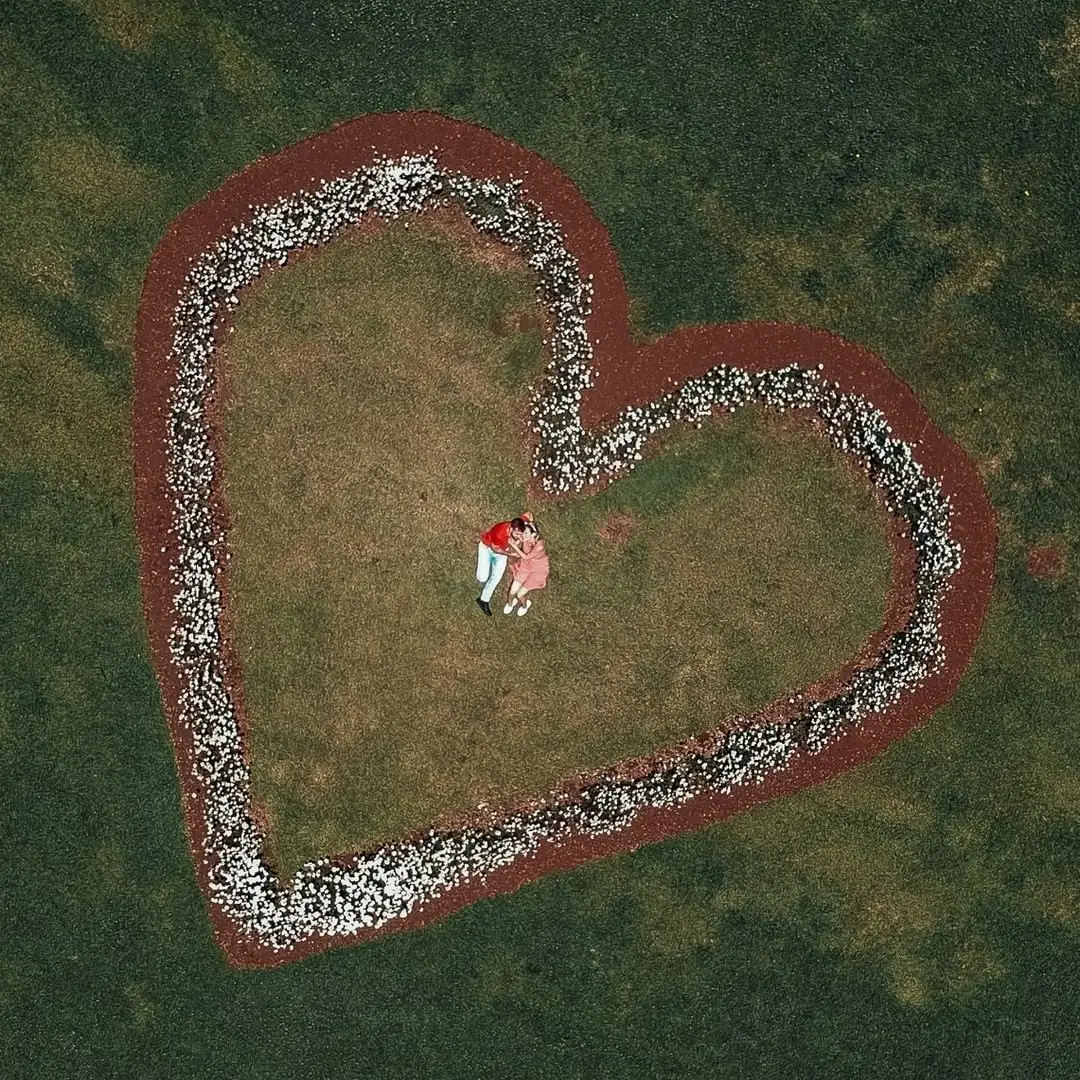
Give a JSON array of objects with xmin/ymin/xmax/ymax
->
[{"xmin": 511, "ymin": 537, "xmax": 549, "ymax": 590}]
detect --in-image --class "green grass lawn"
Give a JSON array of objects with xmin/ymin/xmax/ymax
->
[
  {"xmin": 221, "ymin": 218, "xmax": 891, "ymax": 873},
  {"xmin": 4, "ymin": 2, "xmax": 1080, "ymax": 1077}
]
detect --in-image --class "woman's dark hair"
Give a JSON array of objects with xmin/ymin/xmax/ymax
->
[{"xmin": 510, "ymin": 517, "xmax": 526, "ymax": 531}]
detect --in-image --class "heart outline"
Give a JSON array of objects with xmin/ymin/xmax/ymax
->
[{"xmin": 133, "ymin": 111, "xmax": 996, "ymax": 966}]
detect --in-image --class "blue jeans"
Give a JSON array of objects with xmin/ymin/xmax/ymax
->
[{"xmin": 476, "ymin": 543, "xmax": 508, "ymax": 603}]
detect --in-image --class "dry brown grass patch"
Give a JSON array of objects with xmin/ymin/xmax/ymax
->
[
  {"xmin": 1027, "ymin": 543, "xmax": 1067, "ymax": 581},
  {"xmin": 597, "ymin": 508, "xmax": 635, "ymax": 545}
]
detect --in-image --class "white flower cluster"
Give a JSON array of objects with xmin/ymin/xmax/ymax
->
[{"xmin": 162, "ymin": 155, "xmax": 963, "ymax": 953}]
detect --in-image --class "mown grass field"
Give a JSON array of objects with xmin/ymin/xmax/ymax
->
[
  {"xmin": 4, "ymin": 1, "xmax": 1080, "ymax": 1077},
  {"xmin": 221, "ymin": 219, "xmax": 891, "ymax": 873}
]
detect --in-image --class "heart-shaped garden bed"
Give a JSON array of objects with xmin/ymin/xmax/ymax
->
[{"xmin": 133, "ymin": 111, "xmax": 996, "ymax": 967}]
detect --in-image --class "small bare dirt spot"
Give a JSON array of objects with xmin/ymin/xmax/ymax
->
[
  {"xmin": 597, "ymin": 509, "xmax": 635, "ymax": 545},
  {"xmin": 489, "ymin": 309, "xmax": 543, "ymax": 337},
  {"xmin": 1027, "ymin": 543, "xmax": 1067, "ymax": 582}
]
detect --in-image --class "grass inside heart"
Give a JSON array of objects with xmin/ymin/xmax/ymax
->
[
  {"xmin": 135, "ymin": 112, "xmax": 991, "ymax": 965},
  {"xmin": 221, "ymin": 215, "xmax": 892, "ymax": 877}
]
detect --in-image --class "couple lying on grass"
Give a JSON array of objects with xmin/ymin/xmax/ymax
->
[{"xmin": 475, "ymin": 513, "xmax": 550, "ymax": 617}]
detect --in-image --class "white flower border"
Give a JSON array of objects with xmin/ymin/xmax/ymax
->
[{"xmin": 164, "ymin": 155, "xmax": 961, "ymax": 952}]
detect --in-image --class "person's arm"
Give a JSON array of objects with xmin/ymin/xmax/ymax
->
[{"xmin": 505, "ymin": 538, "xmax": 527, "ymax": 558}]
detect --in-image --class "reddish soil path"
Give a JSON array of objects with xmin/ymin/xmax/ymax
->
[{"xmin": 133, "ymin": 111, "xmax": 997, "ymax": 967}]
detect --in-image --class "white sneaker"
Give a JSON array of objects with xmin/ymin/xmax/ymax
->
[
  {"xmin": 503, "ymin": 601, "xmax": 516, "ymax": 615},
  {"xmin": 517, "ymin": 600, "xmax": 531, "ymax": 616}
]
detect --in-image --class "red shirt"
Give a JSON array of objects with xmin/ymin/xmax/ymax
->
[{"xmin": 480, "ymin": 520, "xmax": 513, "ymax": 554}]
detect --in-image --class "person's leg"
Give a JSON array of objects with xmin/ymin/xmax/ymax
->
[
  {"xmin": 476, "ymin": 542, "xmax": 492, "ymax": 584},
  {"xmin": 476, "ymin": 544, "xmax": 498, "ymax": 614},
  {"xmin": 516, "ymin": 587, "xmax": 532, "ymax": 615},
  {"xmin": 480, "ymin": 552, "xmax": 507, "ymax": 603},
  {"xmin": 503, "ymin": 577, "xmax": 522, "ymax": 614}
]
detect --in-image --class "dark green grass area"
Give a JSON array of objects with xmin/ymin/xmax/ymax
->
[{"xmin": 4, "ymin": 1, "xmax": 1080, "ymax": 1077}]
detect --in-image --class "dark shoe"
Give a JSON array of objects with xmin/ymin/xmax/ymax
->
[{"xmin": 476, "ymin": 597, "xmax": 492, "ymax": 616}]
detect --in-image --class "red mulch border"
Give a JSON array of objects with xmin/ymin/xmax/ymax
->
[{"xmin": 132, "ymin": 111, "xmax": 997, "ymax": 967}]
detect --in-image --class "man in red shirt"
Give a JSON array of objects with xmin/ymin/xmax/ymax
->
[{"xmin": 476, "ymin": 517, "xmax": 526, "ymax": 615}]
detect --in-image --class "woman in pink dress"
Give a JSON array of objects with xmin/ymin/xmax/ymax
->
[{"xmin": 503, "ymin": 516, "xmax": 549, "ymax": 616}]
